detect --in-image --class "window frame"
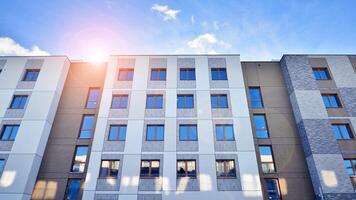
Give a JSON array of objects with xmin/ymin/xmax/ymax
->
[
  {"xmin": 177, "ymin": 160, "xmax": 197, "ymax": 178},
  {"xmin": 343, "ymin": 159, "xmax": 356, "ymax": 177},
  {"xmin": 211, "ymin": 94, "xmax": 228, "ymax": 109},
  {"xmin": 322, "ymin": 94, "xmax": 342, "ymax": 108},
  {"xmin": 215, "ymin": 124, "xmax": 235, "ymax": 141},
  {"xmin": 332, "ymin": 124, "xmax": 354, "ymax": 140},
  {"xmin": 211, "ymin": 68, "xmax": 228, "ymax": 80},
  {"xmin": 85, "ymin": 87, "xmax": 100, "ymax": 109},
  {"xmin": 23, "ymin": 69, "xmax": 40, "ymax": 81},
  {"xmin": 150, "ymin": 68, "xmax": 166, "ymax": 81},
  {"xmin": 70, "ymin": 146, "xmax": 89, "ymax": 173},
  {"xmin": 179, "ymin": 124, "xmax": 198, "ymax": 141},
  {"xmin": 259, "ymin": 145, "xmax": 276, "ymax": 174},
  {"xmin": 264, "ymin": 178, "xmax": 282, "ymax": 200},
  {"xmin": 140, "ymin": 160, "xmax": 160, "ymax": 178},
  {"xmin": 108, "ymin": 125, "xmax": 127, "ymax": 141},
  {"xmin": 177, "ymin": 94, "xmax": 194, "ymax": 109},
  {"xmin": 78, "ymin": 114, "xmax": 95, "ymax": 139},
  {"xmin": 118, "ymin": 68, "xmax": 134, "ymax": 81},
  {"xmin": 111, "ymin": 94, "xmax": 129, "ymax": 109},
  {"xmin": 99, "ymin": 160, "xmax": 120, "ymax": 178},
  {"xmin": 180, "ymin": 68, "xmax": 196, "ymax": 80},
  {"xmin": 146, "ymin": 94, "xmax": 163, "ymax": 109},
  {"xmin": 0, "ymin": 159, "xmax": 5, "ymax": 175},
  {"xmin": 9, "ymin": 95, "xmax": 28, "ymax": 109},
  {"xmin": 146, "ymin": 125, "xmax": 164, "ymax": 141},
  {"xmin": 249, "ymin": 87, "xmax": 264, "ymax": 108},
  {"xmin": 0, "ymin": 124, "xmax": 20, "ymax": 141},
  {"xmin": 312, "ymin": 67, "xmax": 331, "ymax": 80},
  {"xmin": 216, "ymin": 159, "xmax": 236, "ymax": 178},
  {"xmin": 65, "ymin": 179, "xmax": 81, "ymax": 200},
  {"xmin": 253, "ymin": 114, "xmax": 269, "ymax": 139}
]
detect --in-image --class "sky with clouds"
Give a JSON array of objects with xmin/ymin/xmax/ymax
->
[{"xmin": 1, "ymin": 0, "xmax": 356, "ymax": 61}]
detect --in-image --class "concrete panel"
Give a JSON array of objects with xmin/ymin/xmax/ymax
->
[
  {"xmin": 162, "ymin": 152, "xmax": 176, "ymax": 191},
  {"xmin": 198, "ymin": 154, "xmax": 217, "ymax": 192},
  {"xmin": 196, "ymin": 91, "xmax": 212, "ymax": 119},
  {"xmin": 197, "ymin": 120, "xmax": 214, "ymax": 154},
  {"xmin": 124, "ymin": 120, "xmax": 144, "ymax": 154},
  {"xmin": 195, "ymin": 56, "xmax": 209, "ymax": 90},
  {"xmin": 132, "ymin": 56, "xmax": 149, "ymax": 90},
  {"xmin": 226, "ymin": 56, "xmax": 244, "ymax": 88},
  {"xmin": 166, "ymin": 56, "xmax": 177, "ymax": 89},
  {"xmin": 326, "ymin": 56, "xmax": 356, "ymax": 88}
]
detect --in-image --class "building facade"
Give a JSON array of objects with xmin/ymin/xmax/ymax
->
[{"xmin": 0, "ymin": 55, "xmax": 354, "ymax": 200}]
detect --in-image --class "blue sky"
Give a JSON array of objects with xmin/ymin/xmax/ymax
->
[{"xmin": 1, "ymin": 0, "xmax": 356, "ymax": 60}]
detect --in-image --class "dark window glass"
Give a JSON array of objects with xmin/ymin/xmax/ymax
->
[
  {"xmin": 140, "ymin": 160, "xmax": 160, "ymax": 178},
  {"xmin": 86, "ymin": 88, "xmax": 100, "ymax": 109},
  {"xmin": 79, "ymin": 115, "xmax": 95, "ymax": 139},
  {"xmin": 99, "ymin": 160, "xmax": 120, "ymax": 178},
  {"xmin": 146, "ymin": 125, "xmax": 164, "ymax": 141},
  {"xmin": 180, "ymin": 68, "xmax": 195, "ymax": 80},
  {"xmin": 253, "ymin": 114, "xmax": 269, "ymax": 138},
  {"xmin": 343, "ymin": 159, "xmax": 356, "ymax": 176},
  {"xmin": 179, "ymin": 125, "xmax": 197, "ymax": 141},
  {"xmin": 111, "ymin": 95, "xmax": 128, "ymax": 109},
  {"xmin": 211, "ymin": 68, "xmax": 227, "ymax": 80},
  {"xmin": 216, "ymin": 160, "xmax": 236, "ymax": 177},
  {"xmin": 211, "ymin": 94, "xmax": 228, "ymax": 108},
  {"xmin": 108, "ymin": 125, "xmax": 127, "ymax": 141},
  {"xmin": 332, "ymin": 124, "xmax": 353, "ymax": 140},
  {"xmin": 0, "ymin": 159, "xmax": 5, "ymax": 174},
  {"xmin": 215, "ymin": 125, "xmax": 234, "ymax": 141},
  {"xmin": 23, "ymin": 69, "xmax": 40, "ymax": 81},
  {"xmin": 312, "ymin": 68, "xmax": 331, "ymax": 80},
  {"xmin": 151, "ymin": 68, "xmax": 166, "ymax": 80},
  {"xmin": 118, "ymin": 68, "xmax": 134, "ymax": 81},
  {"xmin": 65, "ymin": 179, "xmax": 81, "ymax": 200},
  {"xmin": 265, "ymin": 179, "xmax": 282, "ymax": 200},
  {"xmin": 177, "ymin": 160, "xmax": 196, "ymax": 177},
  {"xmin": 249, "ymin": 87, "xmax": 263, "ymax": 108},
  {"xmin": 9, "ymin": 95, "xmax": 28, "ymax": 109},
  {"xmin": 146, "ymin": 95, "xmax": 163, "ymax": 109},
  {"xmin": 177, "ymin": 94, "xmax": 194, "ymax": 108},
  {"xmin": 322, "ymin": 94, "xmax": 341, "ymax": 108},
  {"xmin": 0, "ymin": 125, "xmax": 19, "ymax": 141},
  {"xmin": 71, "ymin": 146, "xmax": 89, "ymax": 173},
  {"xmin": 259, "ymin": 146, "xmax": 276, "ymax": 173}
]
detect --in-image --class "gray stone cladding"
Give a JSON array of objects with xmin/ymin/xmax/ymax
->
[{"xmin": 339, "ymin": 88, "xmax": 356, "ymax": 117}]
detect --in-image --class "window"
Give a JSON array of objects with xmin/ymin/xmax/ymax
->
[
  {"xmin": 215, "ymin": 125, "xmax": 234, "ymax": 141},
  {"xmin": 332, "ymin": 124, "xmax": 354, "ymax": 140},
  {"xmin": 211, "ymin": 94, "xmax": 228, "ymax": 108},
  {"xmin": 180, "ymin": 68, "xmax": 195, "ymax": 80},
  {"xmin": 108, "ymin": 125, "xmax": 126, "ymax": 141},
  {"xmin": 0, "ymin": 159, "xmax": 5, "ymax": 175},
  {"xmin": 140, "ymin": 160, "xmax": 160, "ymax": 178},
  {"xmin": 118, "ymin": 68, "xmax": 134, "ymax": 81},
  {"xmin": 0, "ymin": 125, "xmax": 19, "ymax": 141},
  {"xmin": 23, "ymin": 69, "xmax": 40, "ymax": 81},
  {"xmin": 177, "ymin": 94, "xmax": 194, "ymax": 108},
  {"xmin": 111, "ymin": 95, "xmax": 128, "ymax": 109},
  {"xmin": 259, "ymin": 146, "xmax": 276, "ymax": 173},
  {"xmin": 312, "ymin": 68, "xmax": 331, "ymax": 80},
  {"xmin": 146, "ymin": 125, "xmax": 164, "ymax": 141},
  {"xmin": 65, "ymin": 179, "xmax": 81, "ymax": 200},
  {"xmin": 79, "ymin": 115, "xmax": 95, "ymax": 139},
  {"xmin": 343, "ymin": 159, "xmax": 356, "ymax": 176},
  {"xmin": 322, "ymin": 94, "xmax": 342, "ymax": 108},
  {"xmin": 179, "ymin": 125, "xmax": 197, "ymax": 141},
  {"xmin": 9, "ymin": 95, "xmax": 28, "ymax": 109},
  {"xmin": 253, "ymin": 114, "xmax": 269, "ymax": 138},
  {"xmin": 249, "ymin": 87, "xmax": 264, "ymax": 108},
  {"xmin": 216, "ymin": 160, "xmax": 236, "ymax": 178},
  {"xmin": 211, "ymin": 68, "xmax": 227, "ymax": 80},
  {"xmin": 265, "ymin": 179, "xmax": 282, "ymax": 200},
  {"xmin": 177, "ymin": 160, "xmax": 196, "ymax": 177},
  {"xmin": 86, "ymin": 88, "xmax": 100, "ymax": 109},
  {"xmin": 146, "ymin": 95, "xmax": 163, "ymax": 109},
  {"xmin": 71, "ymin": 146, "xmax": 89, "ymax": 173},
  {"xmin": 99, "ymin": 160, "xmax": 120, "ymax": 178},
  {"xmin": 151, "ymin": 68, "xmax": 166, "ymax": 80}
]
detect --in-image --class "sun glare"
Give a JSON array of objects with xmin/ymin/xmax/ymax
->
[{"xmin": 86, "ymin": 50, "xmax": 108, "ymax": 63}]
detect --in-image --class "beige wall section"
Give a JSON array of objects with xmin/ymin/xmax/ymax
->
[
  {"xmin": 31, "ymin": 62, "xmax": 107, "ymax": 200},
  {"xmin": 242, "ymin": 62, "xmax": 314, "ymax": 200}
]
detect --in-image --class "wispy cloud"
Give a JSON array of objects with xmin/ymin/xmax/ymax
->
[
  {"xmin": 0, "ymin": 37, "xmax": 50, "ymax": 56},
  {"xmin": 151, "ymin": 4, "xmax": 180, "ymax": 21},
  {"xmin": 191, "ymin": 16, "xmax": 195, "ymax": 24},
  {"xmin": 187, "ymin": 33, "xmax": 231, "ymax": 54}
]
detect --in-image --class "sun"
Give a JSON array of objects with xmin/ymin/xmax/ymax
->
[{"xmin": 85, "ymin": 49, "xmax": 108, "ymax": 63}]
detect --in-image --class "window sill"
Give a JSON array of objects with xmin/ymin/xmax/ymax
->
[
  {"xmin": 177, "ymin": 176, "xmax": 197, "ymax": 179},
  {"xmin": 217, "ymin": 176, "xmax": 237, "ymax": 179},
  {"xmin": 140, "ymin": 176, "xmax": 160, "ymax": 179},
  {"xmin": 98, "ymin": 176, "xmax": 118, "ymax": 179}
]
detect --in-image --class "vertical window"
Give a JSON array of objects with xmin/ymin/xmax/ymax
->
[
  {"xmin": 86, "ymin": 88, "xmax": 100, "ymax": 109},
  {"xmin": 332, "ymin": 124, "xmax": 354, "ymax": 140},
  {"xmin": 118, "ymin": 68, "xmax": 134, "ymax": 81},
  {"xmin": 259, "ymin": 146, "xmax": 276, "ymax": 173},
  {"xmin": 146, "ymin": 125, "xmax": 164, "ymax": 141},
  {"xmin": 253, "ymin": 114, "xmax": 269, "ymax": 138},
  {"xmin": 216, "ymin": 160, "xmax": 236, "ymax": 177},
  {"xmin": 215, "ymin": 125, "xmax": 234, "ymax": 141},
  {"xmin": 249, "ymin": 87, "xmax": 264, "ymax": 108},
  {"xmin": 0, "ymin": 125, "xmax": 19, "ymax": 141},
  {"xmin": 99, "ymin": 160, "xmax": 120, "ymax": 178},
  {"xmin": 23, "ymin": 69, "xmax": 40, "ymax": 81},
  {"xmin": 211, "ymin": 94, "xmax": 228, "ymax": 108},
  {"xmin": 180, "ymin": 68, "xmax": 195, "ymax": 80},
  {"xmin": 211, "ymin": 68, "xmax": 227, "ymax": 80},
  {"xmin": 265, "ymin": 179, "xmax": 282, "ymax": 200},
  {"xmin": 9, "ymin": 95, "xmax": 28, "ymax": 109},
  {"xmin": 177, "ymin": 94, "xmax": 194, "ymax": 108},
  {"xmin": 71, "ymin": 146, "xmax": 89, "ymax": 173},
  {"xmin": 108, "ymin": 125, "xmax": 127, "ymax": 141},
  {"xmin": 312, "ymin": 68, "xmax": 331, "ymax": 80},
  {"xmin": 0, "ymin": 159, "xmax": 5, "ymax": 175},
  {"xmin": 140, "ymin": 160, "xmax": 160, "ymax": 178},
  {"xmin": 146, "ymin": 95, "xmax": 163, "ymax": 109},
  {"xmin": 65, "ymin": 179, "xmax": 81, "ymax": 200},
  {"xmin": 322, "ymin": 94, "xmax": 342, "ymax": 108},
  {"xmin": 111, "ymin": 95, "xmax": 128, "ymax": 109},
  {"xmin": 343, "ymin": 159, "xmax": 356, "ymax": 176},
  {"xmin": 79, "ymin": 115, "xmax": 95, "ymax": 139},
  {"xmin": 151, "ymin": 68, "xmax": 166, "ymax": 80},
  {"xmin": 179, "ymin": 124, "xmax": 197, "ymax": 141},
  {"xmin": 177, "ymin": 160, "xmax": 196, "ymax": 177}
]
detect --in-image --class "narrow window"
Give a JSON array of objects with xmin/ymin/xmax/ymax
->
[
  {"xmin": 23, "ymin": 69, "xmax": 40, "ymax": 81},
  {"xmin": 259, "ymin": 146, "xmax": 276, "ymax": 173},
  {"xmin": 211, "ymin": 68, "xmax": 227, "ymax": 80},
  {"xmin": 211, "ymin": 94, "xmax": 228, "ymax": 108},
  {"xmin": 322, "ymin": 94, "xmax": 342, "ymax": 108},
  {"xmin": 180, "ymin": 68, "xmax": 195, "ymax": 80},
  {"xmin": 249, "ymin": 87, "xmax": 264, "ymax": 108},
  {"xmin": 151, "ymin": 68, "xmax": 166, "ymax": 80},
  {"xmin": 216, "ymin": 159, "xmax": 236, "ymax": 178},
  {"xmin": 177, "ymin": 160, "xmax": 196, "ymax": 177},
  {"xmin": 265, "ymin": 179, "xmax": 282, "ymax": 200},
  {"xmin": 179, "ymin": 124, "xmax": 197, "ymax": 141},
  {"xmin": 86, "ymin": 88, "xmax": 100, "ymax": 109},
  {"xmin": 111, "ymin": 94, "xmax": 128, "ymax": 109},
  {"xmin": 79, "ymin": 115, "xmax": 95, "ymax": 139},
  {"xmin": 146, "ymin": 95, "xmax": 163, "ymax": 109},
  {"xmin": 177, "ymin": 94, "xmax": 194, "ymax": 108},
  {"xmin": 0, "ymin": 125, "xmax": 19, "ymax": 141},
  {"xmin": 332, "ymin": 124, "xmax": 354, "ymax": 140},
  {"xmin": 215, "ymin": 124, "xmax": 234, "ymax": 141},
  {"xmin": 312, "ymin": 68, "xmax": 331, "ymax": 80},
  {"xmin": 108, "ymin": 125, "xmax": 126, "ymax": 141},
  {"xmin": 146, "ymin": 125, "xmax": 164, "ymax": 141},
  {"xmin": 343, "ymin": 159, "xmax": 356, "ymax": 177},
  {"xmin": 71, "ymin": 146, "xmax": 89, "ymax": 173},
  {"xmin": 9, "ymin": 95, "xmax": 28, "ymax": 109},
  {"xmin": 99, "ymin": 160, "xmax": 120, "ymax": 178},
  {"xmin": 0, "ymin": 159, "xmax": 5, "ymax": 175},
  {"xmin": 140, "ymin": 160, "xmax": 160, "ymax": 178},
  {"xmin": 253, "ymin": 114, "xmax": 269, "ymax": 138},
  {"xmin": 118, "ymin": 68, "xmax": 134, "ymax": 81},
  {"xmin": 65, "ymin": 179, "xmax": 81, "ymax": 200}
]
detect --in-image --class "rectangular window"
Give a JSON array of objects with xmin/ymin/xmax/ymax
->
[
  {"xmin": 65, "ymin": 179, "xmax": 81, "ymax": 200},
  {"xmin": 343, "ymin": 159, "xmax": 356, "ymax": 176},
  {"xmin": 180, "ymin": 68, "xmax": 195, "ymax": 80},
  {"xmin": 9, "ymin": 95, "xmax": 28, "ymax": 109},
  {"xmin": 177, "ymin": 160, "xmax": 196, "ymax": 177},
  {"xmin": 211, "ymin": 68, "xmax": 227, "ymax": 80},
  {"xmin": 146, "ymin": 125, "xmax": 164, "ymax": 141},
  {"xmin": 118, "ymin": 68, "xmax": 134, "ymax": 81},
  {"xmin": 23, "ymin": 69, "xmax": 40, "ymax": 81},
  {"xmin": 0, "ymin": 125, "xmax": 19, "ymax": 141},
  {"xmin": 332, "ymin": 124, "xmax": 354, "ymax": 140},
  {"xmin": 177, "ymin": 94, "xmax": 194, "ymax": 108},
  {"xmin": 71, "ymin": 146, "xmax": 89, "ymax": 173},
  {"xmin": 249, "ymin": 87, "xmax": 264, "ymax": 108},
  {"xmin": 0, "ymin": 159, "xmax": 5, "ymax": 175},
  {"xmin": 265, "ymin": 179, "xmax": 282, "ymax": 200},
  {"xmin": 140, "ymin": 160, "xmax": 160, "ymax": 178},
  {"xmin": 253, "ymin": 114, "xmax": 269, "ymax": 138},
  {"xmin": 108, "ymin": 125, "xmax": 127, "ymax": 141},
  {"xmin": 151, "ymin": 68, "xmax": 166, "ymax": 80},
  {"xmin": 179, "ymin": 124, "xmax": 197, "ymax": 141},
  {"xmin": 215, "ymin": 125, "xmax": 234, "ymax": 141},
  {"xmin": 259, "ymin": 146, "xmax": 276, "ymax": 173},
  {"xmin": 211, "ymin": 94, "xmax": 228, "ymax": 108},
  {"xmin": 146, "ymin": 95, "xmax": 163, "ymax": 109},
  {"xmin": 79, "ymin": 115, "xmax": 95, "ymax": 139},
  {"xmin": 216, "ymin": 159, "xmax": 236, "ymax": 178},
  {"xmin": 99, "ymin": 160, "xmax": 120, "ymax": 178},
  {"xmin": 111, "ymin": 95, "xmax": 128, "ymax": 109},
  {"xmin": 322, "ymin": 94, "xmax": 342, "ymax": 108},
  {"xmin": 86, "ymin": 88, "xmax": 100, "ymax": 109},
  {"xmin": 313, "ymin": 68, "xmax": 331, "ymax": 80}
]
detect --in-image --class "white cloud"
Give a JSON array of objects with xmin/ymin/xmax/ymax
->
[
  {"xmin": 0, "ymin": 37, "xmax": 50, "ymax": 56},
  {"xmin": 187, "ymin": 33, "xmax": 231, "ymax": 54},
  {"xmin": 151, "ymin": 4, "xmax": 180, "ymax": 21},
  {"xmin": 191, "ymin": 16, "xmax": 195, "ymax": 24}
]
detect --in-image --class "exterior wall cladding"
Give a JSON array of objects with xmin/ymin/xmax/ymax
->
[{"xmin": 0, "ymin": 55, "xmax": 354, "ymax": 200}]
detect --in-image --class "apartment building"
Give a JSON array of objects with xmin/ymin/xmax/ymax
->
[{"xmin": 0, "ymin": 55, "xmax": 355, "ymax": 200}]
